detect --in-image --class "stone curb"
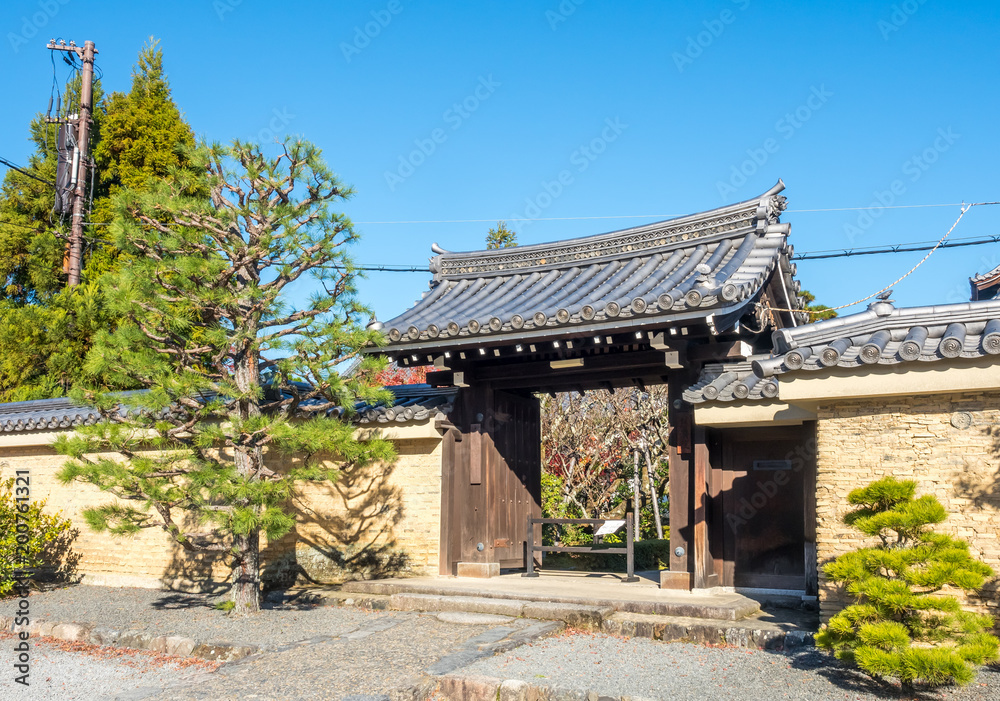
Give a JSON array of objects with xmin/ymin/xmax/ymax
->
[
  {"xmin": 0, "ymin": 615, "xmax": 257, "ymax": 662},
  {"xmin": 434, "ymin": 674, "xmax": 657, "ymax": 701},
  {"xmin": 601, "ymin": 612, "xmax": 815, "ymax": 650}
]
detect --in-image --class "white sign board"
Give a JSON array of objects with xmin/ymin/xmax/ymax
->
[{"xmin": 595, "ymin": 519, "xmax": 625, "ymax": 536}]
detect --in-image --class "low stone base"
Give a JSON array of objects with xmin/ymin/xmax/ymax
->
[
  {"xmin": 659, "ymin": 570, "xmax": 692, "ymax": 590},
  {"xmin": 455, "ymin": 562, "xmax": 500, "ymax": 578}
]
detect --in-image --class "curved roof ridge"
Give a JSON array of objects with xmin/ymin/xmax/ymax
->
[
  {"xmin": 381, "ymin": 181, "xmax": 799, "ymax": 350},
  {"xmin": 686, "ymin": 298, "xmax": 1000, "ymax": 404},
  {"xmin": 773, "ymin": 298, "xmax": 1000, "ymax": 353},
  {"xmin": 428, "ymin": 180, "xmax": 786, "ymax": 281}
]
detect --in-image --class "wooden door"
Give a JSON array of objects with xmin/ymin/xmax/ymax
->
[
  {"xmin": 490, "ymin": 389, "xmax": 541, "ymax": 567},
  {"xmin": 716, "ymin": 425, "xmax": 815, "ymax": 590}
]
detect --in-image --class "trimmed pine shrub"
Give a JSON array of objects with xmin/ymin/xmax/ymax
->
[{"xmin": 816, "ymin": 476, "xmax": 999, "ymax": 690}]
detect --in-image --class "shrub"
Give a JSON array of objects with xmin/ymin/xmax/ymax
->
[
  {"xmin": 816, "ymin": 476, "xmax": 999, "ymax": 690},
  {"xmin": 0, "ymin": 477, "xmax": 77, "ymax": 597},
  {"xmin": 543, "ymin": 536, "xmax": 671, "ymax": 573}
]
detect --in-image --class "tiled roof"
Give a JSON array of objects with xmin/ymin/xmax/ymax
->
[
  {"xmin": 0, "ymin": 396, "xmax": 104, "ymax": 433},
  {"xmin": 379, "ymin": 181, "xmax": 805, "ymax": 352},
  {"xmin": 683, "ymin": 360, "xmax": 780, "ymax": 404},
  {"xmin": 0, "ymin": 385, "xmax": 456, "ymax": 434},
  {"xmin": 354, "ymin": 384, "xmax": 456, "ymax": 425},
  {"xmin": 972, "ymin": 263, "xmax": 1000, "ymax": 283},
  {"xmin": 684, "ymin": 298, "xmax": 1000, "ymax": 403}
]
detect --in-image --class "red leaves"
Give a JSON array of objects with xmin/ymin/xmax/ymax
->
[{"xmin": 373, "ymin": 363, "xmax": 428, "ymax": 386}]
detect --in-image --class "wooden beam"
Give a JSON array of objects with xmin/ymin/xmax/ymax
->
[
  {"xmin": 687, "ymin": 340, "xmax": 754, "ymax": 363},
  {"xmin": 693, "ymin": 426, "xmax": 711, "ymax": 588},
  {"xmin": 804, "ymin": 421, "xmax": 819, "ymax": 597},
  {"xmin": 667, "ymin": 372, "xmax": 692, "ymax": 580},
  {"xmin": 474, "ymin": 350, "xmax": 676, "ymax": 383}
]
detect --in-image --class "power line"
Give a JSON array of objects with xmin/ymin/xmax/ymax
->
[
  {"xmin": 0, "ymin": 219, "xmax": 46, "ymax": 232},
  {"xmin": 794, "ymin": 234, "xmax": 1000, "ymax": 260},
  {"xmin": 352, "ymin": 202, "xmax": 996, "ymax": 225},
  {"xmin": 352, "ymin": 233, "xmax": 1000, "ymax": 273},
  {"xmin": 769, "ymin": 204, "xmax": 976, "ymax": 316},
  {"xmin": 0, "ymin": 156, "xmax": 55, "ymax": 186}
]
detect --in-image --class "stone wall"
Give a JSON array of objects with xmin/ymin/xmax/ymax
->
[
  {"xmin": 0, "ymin": 433, "xmax": 443, "ymax": 592},
  {"xmin": 815, "ymin": 390, "xmax": 1000, "ymax": 625}
]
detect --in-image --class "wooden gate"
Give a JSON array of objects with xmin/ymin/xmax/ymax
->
[{"xmin": 439, "ymin": 385, "xmax": 541, "ymax": 574}]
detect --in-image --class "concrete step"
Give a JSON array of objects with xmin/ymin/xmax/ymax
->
[{"xmin": 341, "ymin": 579, "xmax": 760, "ymax": 621}]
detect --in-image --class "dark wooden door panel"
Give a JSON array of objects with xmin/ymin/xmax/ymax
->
[
  {"xmin": 722, "ymin": 433, "xmax": 808, "ymax": 590},
  {"xmin": 491, "ymin": 389, "xmax": 541, "ymax": 565}
]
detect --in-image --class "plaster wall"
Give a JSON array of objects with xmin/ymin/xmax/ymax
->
[{"xmin": 0, "ymin": 432, "xmax": 443, "ymax": 592}]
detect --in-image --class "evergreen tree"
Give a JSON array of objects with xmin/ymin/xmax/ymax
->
[
  {"xmin": 486, "ymin": 220, "xmax": 517, "ymax": 249},
  {"xmin": 800, "ymin": 290, "xmax": 837, "ymax": 320},
  {"xmin": 0, "ymin": 75, "xmax": 103, "ymax": 304},
  {"xmin": 816, "ymin": 476, "xmax": 998, "ymax": 690},
  {"xmin": 0, "ymin": 39, "xmax": 196, "ymax": 402},
  {"xmin": 56, "ymin": 138, "xmax": 394, "ymax": 614}
]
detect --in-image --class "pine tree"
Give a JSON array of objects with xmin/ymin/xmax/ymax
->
[
  {"xmin": 0, "ymin": 39, "xmax": 196, "ymax": 402},
  {"xmin": 55, "ymin": 138, "xmax": 395, "ymax": 614},
  {"xmin": 800, "ymin": 290, "xmax": 837, "ymax": 320},
  {"xmin": 816, "ymin": 476, "xmax": 999, "ymax": 690},
  {"xmin": 486, "ymin": 220, "xmax": 517, "ymax": 249}
]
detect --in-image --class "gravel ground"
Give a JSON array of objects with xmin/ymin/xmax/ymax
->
[
  {"xmin": 140, "ymin": 613, "xmax": 532, "ymax": 700},
  {"xmin": 0, "ymin": 633, "xmax": 215, "ymax": 701},
  {"xmin": 0, "ymin": 586, "xmax": 543, "ymax": 700},
  {"xmin": 461, "ymin": 630, "xmax": 1000, "ymax": 700},
  {"xmin": 0, "ymin": 586, "xmax": 380, "ymax": 648}
]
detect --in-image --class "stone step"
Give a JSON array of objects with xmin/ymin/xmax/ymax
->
[
  {"xmin": 268, "ymin": 587, "xmax": 816, "ymax": 651},
  {"xmin": 602, "ymin": 611, "xmax": 815, "ymax": 650},
  {"xmin": 341, "ymin": 579, "xmax": 760, "ymax": 621},
  {"xmin": 388, "ymin": 593, "xmax": 611, "ymax": 629}
]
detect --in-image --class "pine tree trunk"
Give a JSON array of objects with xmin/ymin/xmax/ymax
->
[
  {"xmin": 231, "ymin": 531, "xmax": 260, "ymax": 614},
  {"xmin": 230, "ymin": 343, "xmax": 263, "ymax": 614}
]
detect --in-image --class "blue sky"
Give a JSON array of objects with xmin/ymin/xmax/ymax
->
[{"xmin": 2, "ymin": 0, "xmax": 999, "ymax": 323}]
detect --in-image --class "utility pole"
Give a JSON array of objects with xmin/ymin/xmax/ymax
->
[{"xmin": 47, "ymin": 39, "xmax": 97, "ymax": 287}]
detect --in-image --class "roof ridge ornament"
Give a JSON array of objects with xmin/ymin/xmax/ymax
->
[{"xmin": 869, "ymin": 290, "xmax": 895, "ymax": 316}]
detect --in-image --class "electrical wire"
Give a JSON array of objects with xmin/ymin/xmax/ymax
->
[
  {"xmin": 0, "ymin": 156, "xmax": 56, "ymax": 186},
  {"xmin": 793, "ymin": 233, "xmax": 1000, "ymax": 260},
  {"xmin": 766, "ymin": 203, "xmax": 979, "ymax": 316},
  {"xmin": 0, "ymin": 219, "xmax": 46, "ymax": 232},
  {"xmin": 351, "ymin": 202, "xmax": 995, "ymax": 225}
]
